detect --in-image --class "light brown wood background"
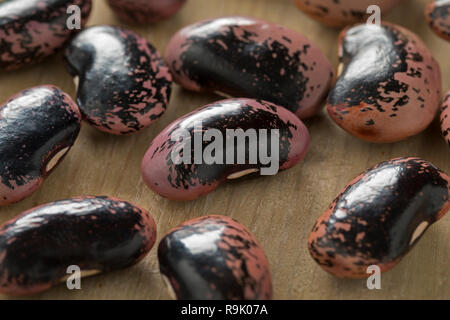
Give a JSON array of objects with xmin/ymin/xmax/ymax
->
[{"xmin": 0, "ymin": 0, "xmax": 448, "ymax": 300}]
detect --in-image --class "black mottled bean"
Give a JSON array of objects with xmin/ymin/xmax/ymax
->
[
  {"xmin": 327, "ymin": 22, "xmax": 442, "ymax": 143},
  {"xmin": 308, "ymin": 157, "xmax": 450, "ymax": 278},
  {"xmin": 64, "ymin": 25, "xmax": 172, "ymax": 135},
  {"xmin": 141, "ymin": 98, "xmax": 310, "ymax": 200},
  {"xmin": 165, "ymin": 16, "xmax": 333, "ymax": 119},
  {"xmin": 0, "ymin": 85, "xmax": 81, "ymax": 206},
  {"xmin": 0, "ymin": 0, "xmax": 92, "ymax": 70},
  {"xmin": 0, "ymin": 196, "xmax": 157, "ymax": 295},
  {"xmin": 158, "ymin": 215, "xmax": 272, "ymax": 300}
]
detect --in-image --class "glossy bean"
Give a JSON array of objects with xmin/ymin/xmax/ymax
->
[
  {"xmin": 0, "ymin": 0, "xmax": 92, "ymax": 70},
  {"xmin": 0, "ymin": 85, "xmax": 81, "ymax": 206},
  {"xmin": 165, "ymin": 16, "xmax": 333, "ymax": 119},
  {"xmin": 327, "ymin": 22, "xmax": 442, "ymax": 143},
  {"xmin": 441, "ymin": 91, "xmax": 450, "ymax": 146},
  {"xmin": 425, "ymin": 0, "xmax": 450, "ymax": 41},
  {"xmin": 64, "ymin": 25, "xmax": 172, "ymax": 135},
  {"xmin": 158, "ymin": 215, "xmax": 272, "ymax": 300},
  {"xmin": 292, "ymin": 0, "xmax": 403, "ymax": 27},
  {"xmin": 308, "ymin": 157, "xmax": 450, "ymax": 278},
  {"xmin": 141, "ymin": 98, "xmax": 310, "ymax": 200},
  {"xmin": 0, "ymin": 196, "xmax": 156, "ymax": 295},
  {"xmin": 106, "ymin": 0, "xmax": 186, "ymax": 24}
]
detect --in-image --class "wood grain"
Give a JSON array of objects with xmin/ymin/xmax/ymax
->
[{"xmin": 0, "ymin": 0, "xmax": 448, "ymax": 300}]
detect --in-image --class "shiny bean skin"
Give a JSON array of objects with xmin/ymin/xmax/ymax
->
[
  {"xmin": 0, "ymin": 196, "xmax": 156, "ymax": 296},
  {"xmin": 64, "ymin": 25, "xmax": 172, "ymax": 135},
  {"xmin": 158, "ymin": 215, "xmax": 272, "ymax": 300},
  {"xmin": 0, "ymin": 0, "xmax": 92, "ymax": 70},
  {"xmin": 327, "ymin": 23, "xmax": 442, "ymax": 143},
  {"xmin": 0, "ymin": 85, "xmax": 81, "ymax": 206},
  {"xmin": 308, "ymin": 157, "xmax": 450, "ymax": 278},
  {"xmin": 165, "ymin": 16, "xmax": 333, "ymax": 119},
  {"xmin": 141, "ymin": 98, "xmax": 310, "ymax": 200}
]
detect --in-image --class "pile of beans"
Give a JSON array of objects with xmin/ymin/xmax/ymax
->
[{"xmin": 0, "ymin": 0, "xmax": 448, "ymax": 298}]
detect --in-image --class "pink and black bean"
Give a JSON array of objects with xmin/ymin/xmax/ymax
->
[
  {"xmin": 0, "ymin": 196, "xmax": 157, "ymax": 296},
  {"xmin": 308, "ymin": 157, "xmax": 450, "ymax": 278},
  {"xmin": 141, "ymin": 98, "xmax": 310, "ymax": 200},
  {"xmin": 106, "ymin": 0, "xmax": 187, "ymax": 25},
  {"xmin": 64, "ymin": 25, "xmax": 172, "ymax": 135},
  {"xmin": 0, "ymin": 85, "xmax": 81, "ymax": 206},
  {"xmin": 327, "ymin": 22, "xmax": 442, "ymax": 143},
  {"xmin": 158, "ymin": 215, "xmax": 272, "ymax": 300},
  {"xmin": 425, "ymin": 0, "xmax": 450, "ymax": 41},
  {"xmin": 0, "ymin": 0, "xmax": 92, "ymax": 71},
  {"xmin": 165, "ymin": 16, "xmax": 334, "ymax": 119},
  {"xmin": 441, "ymin": 90, "xmax": 450, "ymax": 145}
]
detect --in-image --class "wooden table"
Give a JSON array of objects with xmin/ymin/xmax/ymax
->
[{"xmin": 0, "ymin": 0, "xmax": 448, "ymax": 300}]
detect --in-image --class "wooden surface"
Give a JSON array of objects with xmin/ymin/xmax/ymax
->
[{"xmin": 0, "ymin": 0, "xmax": 449, "ymax": 300}]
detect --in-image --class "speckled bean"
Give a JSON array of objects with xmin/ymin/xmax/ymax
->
[
  {"xmin": 293, "ymin": 0, "xmax": 403, "ymax": 27},
  {"xmin": 165, "ymin": 16, "xmax": 334, "ymax": 119},
  {"xmin": 158, "ymin": 215, "xmax": 272, "ymax": 300},
  {"xmin": 0, "ymin": 0, "xmax": 92, "ymax": 70},
  {"xmin": 64, "ymin": 25, "xmax": 172, "ymax": 135},
  {"xmin": 327, "ymin": 22, "xmax": 442, "ymax": 143},
  {"xmin": 141, "ymin": 98, "xmax": 310, "ymax": 201},
  {"xmin": 0, "ymin": 85, "xmax": 81, "ymax": 206},
  {"xmin": 0, "ymin": 196, "xmax": 156, "ymax": 296},
  {"xmin": 441, "ymin": 91, "xmax": 450, "ymax": 145},
  {"xmin": 106, "ymin": 0, "xmax": 187, "ymax": 24},
  {"xmin": 425, "ymin": 0, "xmax": 450, "ymax": 41},
  {"xmin": 308, "ymin": 157, "xmax": 450, "ymax": 278}
]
